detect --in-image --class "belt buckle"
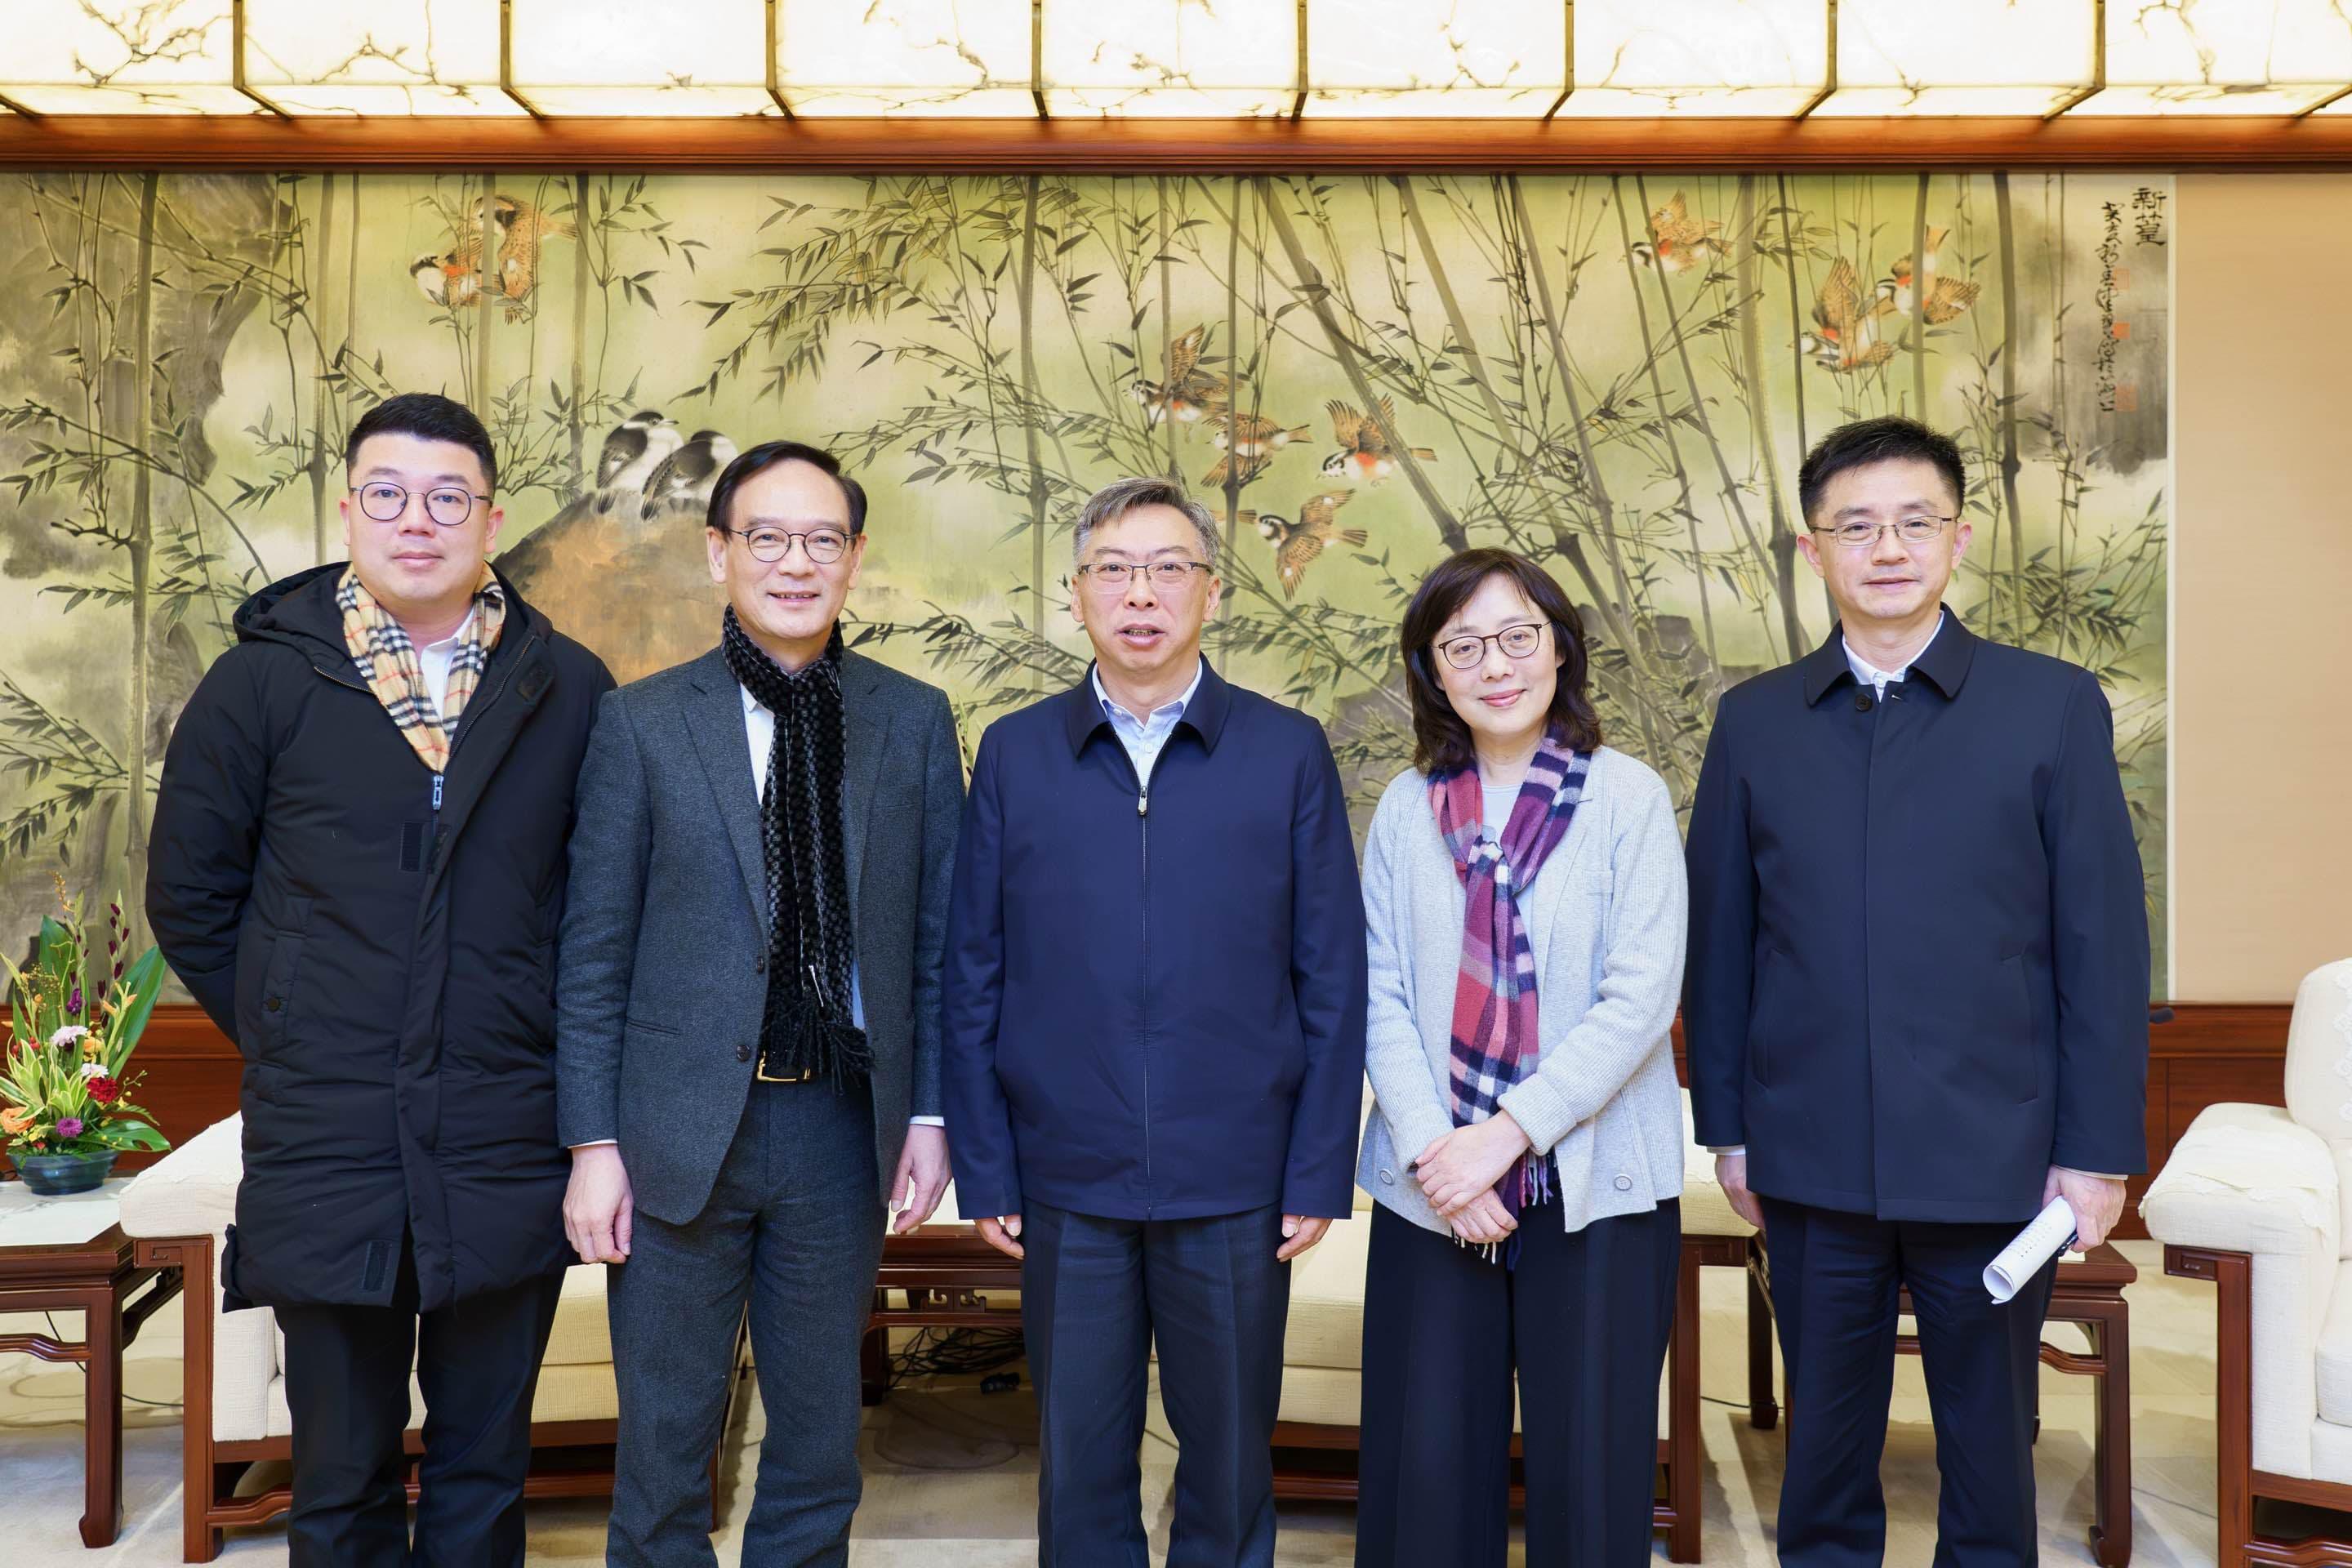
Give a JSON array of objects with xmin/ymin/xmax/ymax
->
[{"xmin": 755, "ymin": 1055, "xmax": 817, "ymax": 1085}]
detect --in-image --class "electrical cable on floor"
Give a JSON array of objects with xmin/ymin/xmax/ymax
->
[
  {"xmin": 884, "ymin": 1325, "xmax": 1025, "ymax": 1391},
  {"xmin": 40, "ymin": 1311, "xmax": 182, "ymax": 1410}
]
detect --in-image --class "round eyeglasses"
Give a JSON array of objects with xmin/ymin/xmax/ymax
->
[
  {"xmin": 351, "ymin": 482, "xmax": 489, "ymax": 528},
  {"xmin": 727, "ymin": 526, "xmax": 853, "ymax": 564},
  {"xmin": 1810, "ymin": 514, "xmax": 1956, "ymax": 549},
  {"xmin": 1437, "ymin": 621, "xmax": 1548, "ymax": 670}
]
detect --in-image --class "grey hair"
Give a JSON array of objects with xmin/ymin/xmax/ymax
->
[{"xmin": 1071, "ymin": 475, "xmax": 1220, "ymax": 574}]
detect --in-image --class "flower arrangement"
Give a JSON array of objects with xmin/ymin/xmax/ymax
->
[{"xmin": 2, "ymin": 878, "xmax": 170, "ymax": 1164}]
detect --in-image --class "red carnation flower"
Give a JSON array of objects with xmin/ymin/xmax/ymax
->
[{"xmin": 87, "ymin": 1076, "xmax": 121, "ymax": 1105}]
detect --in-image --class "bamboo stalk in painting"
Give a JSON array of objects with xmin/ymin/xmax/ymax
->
[
  {"xmin": 1735, "ymin": 175, "xmax": 1810, "ymax": 660},
  {"xmin": 1017, "ymin": 175, "xmax": 1050, "ymax": 691},
  {"xmin": 313, "ymin": 172, "xmax": 338, "ymax": 564},
  {"xmin": 1993, "ymin": 171, "xmax": 2027, "ymax": 639},
  {"xmin": 1910, "ymin": 172, "xmax": 1931, "ymax": 420},
  {"xmin": 123, "ymin": 171, "xmax": 159, "ymax": 951}
]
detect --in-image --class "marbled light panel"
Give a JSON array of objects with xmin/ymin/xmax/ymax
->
[
  {"xmin": 775, "ymin": 0, "xmax": 1036, "ymax": 117},
  {"xmin": 6, "ymin": 0, "xmax": 255, "ymax": 114},
  {"xmin": 2072, "ymin": 0, "xmax": 2352, "ymax": 115},
  {"xmin": 1814, "ymin": 0, "xmax": 2100, "ymax": 117},
  {"xmin": 1303, "ymin": 0, "xmax": 1564, "ymax": 116},
  {"xmin": 241, "ymin": 0, "xmax": 522, "ymax": 116},
  {"xmin": 1552, "ymin": 0, "xmax": 1829, "ymax": 117},
  {"xmin": 1039, "ymin": 1, "xmax": 1299, "ymax": 116},
  {"xmin": 506, "ymin": 0, "xmax": 780, "ymax": 116}
]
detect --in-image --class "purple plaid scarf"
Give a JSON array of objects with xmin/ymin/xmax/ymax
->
[{"xmin": 1428, "ymin": 734, "xmax": 1592, "ymax": 1263}]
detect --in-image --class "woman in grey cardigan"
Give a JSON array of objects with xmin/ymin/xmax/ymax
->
[{"xmin": 1354, "ymin": 549, "xmax": 1688, "ymax": 1568}]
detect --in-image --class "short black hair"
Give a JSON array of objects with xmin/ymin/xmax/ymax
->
[
  {"xmin": 706, "ymin": 439, "xmax": 869, "ymax": 537},
  {"xmin": 1797, "ymin": 416, "xmax": 1966, "ymax": 523},
  {"xmin": 344, "ymin": 392, "xmax": 498, "ymax": 493},
  {"xmin": 1400, "ymin": 547, "xmax": 1601, "ymax": 776}
]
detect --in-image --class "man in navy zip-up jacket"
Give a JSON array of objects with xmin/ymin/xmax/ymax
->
[{"xmin": 944, "ymin": 475, "xmax": 1366, "ymax": 1568}]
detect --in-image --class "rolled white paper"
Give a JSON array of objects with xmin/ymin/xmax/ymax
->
[{"xmin": 1984, "ymin": 1196, "xmax": 2079, "ymax": 1303}]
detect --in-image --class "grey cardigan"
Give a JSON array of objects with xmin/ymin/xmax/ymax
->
[{"xmin": 1356, "ymin": 746, "xmax": 1689, "ymax": 1236}]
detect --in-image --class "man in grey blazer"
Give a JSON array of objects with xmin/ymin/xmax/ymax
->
[{"xmin": 556, "ymin": 439, "xmax": 963, "ymax": 1566}]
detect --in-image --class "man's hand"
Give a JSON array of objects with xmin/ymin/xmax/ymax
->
[
  {"xmin": 1449, "ymin": 1187, "xmax": 1518, "ymax": 1247},
  {"xmin": 890, "ymin": 1125, "xmax": 951, "ymax": 1235},
  {"xmin": 2045, "ymin": 1166, "xmax": 2127, "ymax": 1250},
  {"xmin": 978, "ymin": 1214, "xmax": 1024, "ymax": 1260},
  {"xmin": 1716, "ymin": 1152, "xmax": 1766, "ymax": 1233},
  {"xmin": 564, "ymin": 1144, "xmax": 634, "ymax": 1264},
  {"xmin": 1277, "ymin": 1214, "xmax": 1332, "ymax": 1262},
  {"xmin": 1414, "ymin": 1113, "xmax": 1532, "ymax": 1218}
]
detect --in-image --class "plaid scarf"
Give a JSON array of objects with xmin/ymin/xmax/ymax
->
[
  {"xmin": 720, "ymin": 608, "xmax": 870, "ymax": 1089},
  {"xmin": 337, "ymin": 564, "xmax": 506, "ymax": 774},
  {"xmin": 1428, "ymin": 734, "xmax": 1592, "ymax": 1264}
]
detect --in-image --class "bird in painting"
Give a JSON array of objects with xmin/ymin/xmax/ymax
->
[
  {"xmin": 1131, "ymin": 325, "xmax": 1231, "ymax": 433},
  {"xmin": 640, "ymin": 430, "xmax": 739, "ymax": 521},
  {"xmin": 598, "ymin": 411, "xmax": 684, "ymax": 494},
  {"xmin": 487, "ymin": 194, "xmax": 574, "ymax": 308},
  {"xmin": 1202, "ymin": 412, "xmax": 1312, "ymax": 488},
  {"xmin": 1628, "ymin": 190, "xmax": 1727, "ymax": 275},
  {"xmin": 410, "ymin": 240, "xmax": 488, "ymax": 311},
  {"xmin": 1321, "ymin": 396, "xmax": 1438, "ymax": 486},
  {"xmin": 1799, "ymin": 258, "xmax": 1897, "ymax": 374},
  {"xmin": 1248, "ymin": 490, "xmax": 1367, "ymax": 598},
  {"xmin": 1877, "ymin": 229, "xmax": 1981, "ymax": 324}
]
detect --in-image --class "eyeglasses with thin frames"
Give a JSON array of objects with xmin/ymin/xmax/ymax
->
[
  {"xmin": 1809, "ymin": 514, "xmax": 1957, "ymax": 550},
  {"xmin": 350, "ymin": 483, "xmax": 490, "ymax": 528},
  {"xmin": 724, "ymin": 526, "xmax": 853, "ymax": 564},
  {"xmin": 1076, "ymin": 559, "xmax": 1213, "ymax": 593},
  {"xmin": 1436, "ymin": 621, "xmax": 1549, "ymax": 670}
]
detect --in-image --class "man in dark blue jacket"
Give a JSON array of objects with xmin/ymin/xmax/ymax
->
[
  {"xmin": 1685, "ymin": 416, "xmax": 2149, "ymax": 1566},
  {"xmin": 944, "ymin": 475, "xmax": 1367, "ymax": 1568}
]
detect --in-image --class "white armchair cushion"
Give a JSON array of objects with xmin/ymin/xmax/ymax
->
[
  {"xmin": 2282, "ymin": 960, "xmax": 2352, "ymax": 1152},
  {"xmin": 2143, "ymin": 1102, "xmax": 2339, "ymax": 1479},
  {"xmin": 118, "ymin": 1111, "xmax": 242, "ymax": 1241},
  {"xmin": 2315, "ymin": 1261, "xmax": 2352, "ymax": 1428}
]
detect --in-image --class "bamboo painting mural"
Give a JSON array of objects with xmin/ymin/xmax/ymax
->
[{"xmin": 0, "ymin": 172, "xmax": 2173, "ymax": 982}]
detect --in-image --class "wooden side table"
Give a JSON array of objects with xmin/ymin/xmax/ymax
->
[{"xmin": 0, "ymin": 1211, "xmax": 183, "ymax": 1547}]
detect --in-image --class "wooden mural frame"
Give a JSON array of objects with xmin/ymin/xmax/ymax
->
[{"xmin": 1, "ymin": 115, "xmax": 2350, "ymax": 171}]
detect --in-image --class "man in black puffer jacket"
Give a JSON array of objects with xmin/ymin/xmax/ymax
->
[{"xmin": 148, "ymin": 393, "xmax": 613, "ymax": 1567}]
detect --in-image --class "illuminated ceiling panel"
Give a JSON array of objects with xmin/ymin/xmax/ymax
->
[
  {"xmin": 508, "ymin": 0, "xmax": 780, "ymax": 116},
  {"xmin": 241, "ymin": 0, "xmax": 521, "ymax": 116},
  {"xmin": 1813, "ymin": 0, "xmax": 2098, "ymax": 117},
  {"xmin": 1304, "ymin": 0, "xmax": 1566, "ymax": 117},
  {"xmin": 1040, "ymin": 0, "xmax": 1298, "ymax": 117},
  {"xmin": 5, "ymin": 0, "xmax": 258, "ymax": 114},
  {"xmin": 2072, "ymin": 0, "xmax": 2352, "ymax": 114},
  {"xmin": 777, "ymin": 0, "xmax": 1036, "ymax": 116},
  {"xmin": 1553, "ymin": 0, "xmax": 1829, "ymax": 118}
]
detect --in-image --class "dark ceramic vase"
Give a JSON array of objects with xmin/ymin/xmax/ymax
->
[{"xmin": 13, "ymin": 1149, "xmax": 118, "ymax": 1196}]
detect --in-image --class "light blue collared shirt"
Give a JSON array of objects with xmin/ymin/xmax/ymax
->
[{"xmin": 1091, "ymin": 659, "xmax": 1205, "ymax": 789}]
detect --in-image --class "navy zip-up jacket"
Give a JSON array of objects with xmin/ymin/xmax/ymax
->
[
  {"xmin": 942, "ymin": 661, "xmax": 1368, "ymax": 1223},
  {"xmin": 1683, "ymin": 611, "xmax": 2150, "ymax": 1223}
]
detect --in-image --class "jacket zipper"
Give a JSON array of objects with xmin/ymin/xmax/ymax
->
[{"xmin": 1137, "ymin": 774, "xmax": 1152, "ymax": 1209}]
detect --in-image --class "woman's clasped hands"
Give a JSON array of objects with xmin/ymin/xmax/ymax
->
[{"xmin": 1412, "ymin": 1111, "xmax": 1532, "ymax": 1247}]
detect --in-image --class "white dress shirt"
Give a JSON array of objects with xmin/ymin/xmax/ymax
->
[
  {"xmin": 1092, "ymin": 659, "xmax": 1204, "ymax": 786},
  {"xmin": 1713, "ymin": 613, "xmax": 2118, "ymax": 1181},
  {"xmin": 413, "ymin": 607, "xmax": 477, "ymax": 724}
]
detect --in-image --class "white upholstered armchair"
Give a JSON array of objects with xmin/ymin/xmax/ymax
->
[{"xmin": 2141, "ymin": 957, "xmax": 2352, "ymax": 1565}]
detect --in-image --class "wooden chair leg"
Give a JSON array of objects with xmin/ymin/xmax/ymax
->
[
  {"xmin": 1745, "ymin": 1244, "xmax": 1779, "ymax": 1431},
  {"xmin": 136, "ymin": 1236, "xmax": 223, "ymax": 1563},
  {"xmin": 1667, "ymin": 1242, "xmax": 1704, "ymax": 1562}
]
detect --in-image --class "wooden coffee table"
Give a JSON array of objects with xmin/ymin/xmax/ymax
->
[
  {"xmin": 1739, "ymin": 1239, "xmax": 2137, "ymax": 1567},
  {"xmin": 0, "ymin": 1183, "xmax": 184, "ymax": 1548}
]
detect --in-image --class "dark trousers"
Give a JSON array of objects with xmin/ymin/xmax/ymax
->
[
  {"xmin": 1354, "ymin": 1198, "xmax": 1681, "ymax": 1568},
  {"xmin": 1761, "ymin": 1197, "xmax": 2059, "ymax": 1568},
  {"xmin": 275, "ymin": 1245, "xmax": 564, "ymax": 1568},
  {"xmin": 1022, "ymin": 1200, "xmax": 1292, "ymax": 1568},
  {"xmin": 606, "ymin": 1077, "xmax": 883, "ymax": 1568}
]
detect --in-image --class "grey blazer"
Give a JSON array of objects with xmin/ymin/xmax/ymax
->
[
  {"xmin": 1356, "ymin": 746, "xmax": 1689, "ymax": 1236},
  {"xmin": 555, "ymin": 644, "xmax": 963, "ymax": 1226}
]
